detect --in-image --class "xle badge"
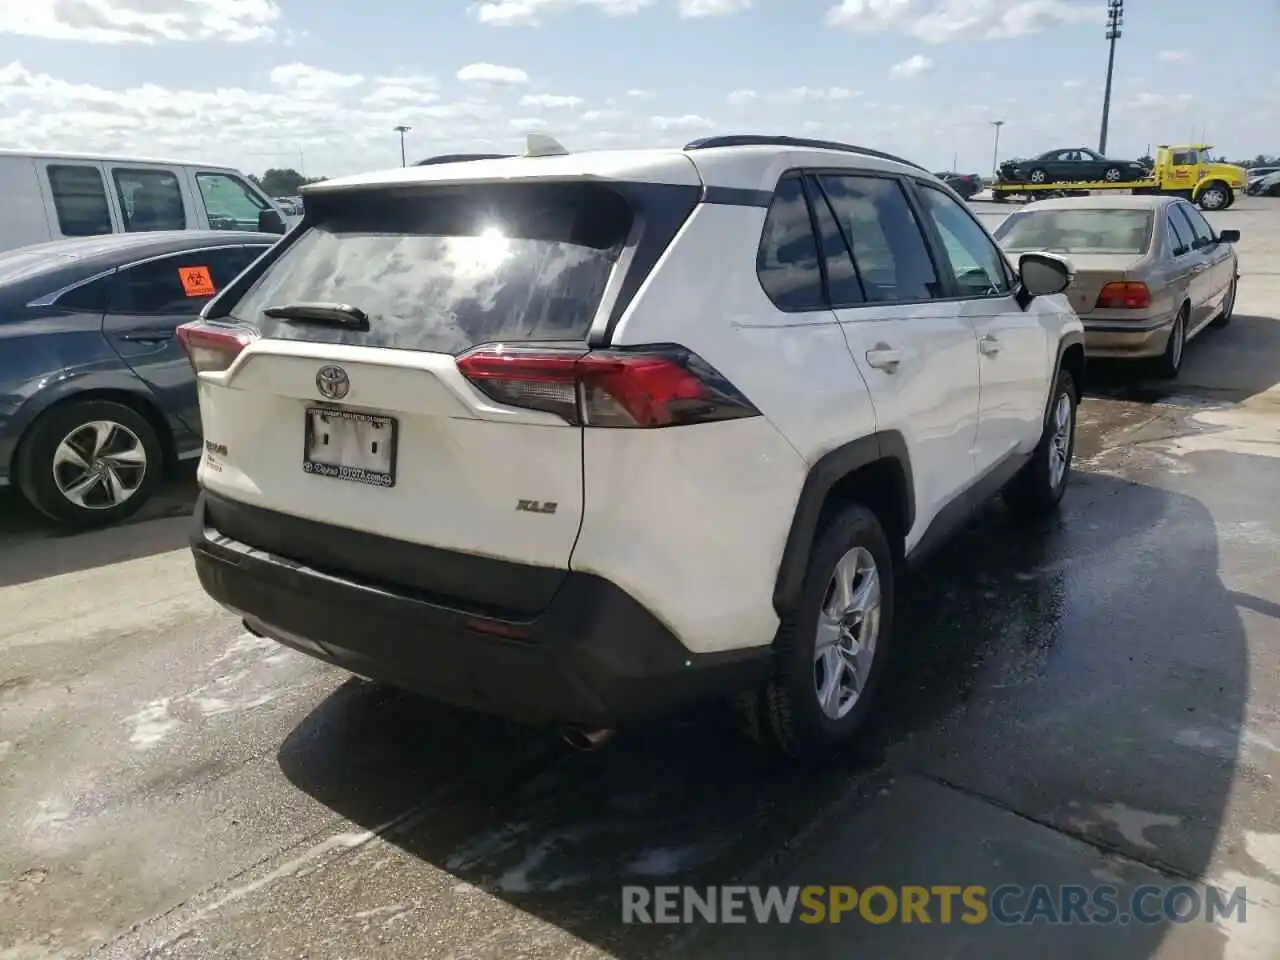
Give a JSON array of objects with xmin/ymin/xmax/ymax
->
[{"xmin": 516, "ymin": 500, "xmax": 558, "ymax": 515}]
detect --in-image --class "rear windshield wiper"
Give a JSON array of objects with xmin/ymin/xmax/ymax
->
[{"xmin": 262, "ymin": 302, "xmax": 370, "ymax": 329}]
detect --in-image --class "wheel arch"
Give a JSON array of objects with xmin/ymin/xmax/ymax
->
[
  {"xmin": 773, "ymin": 431, "xmax": 915, "ymax": 616},
  {"xmin": 13, "ymin": 385, "xmax": 177, "ymax": 484},
  {"xmin": 1045, "ymin": 331, "xmax": 1085, "ymax": 426}
]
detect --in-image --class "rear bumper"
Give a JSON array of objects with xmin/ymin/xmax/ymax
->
[
  {"xmin": 190, "ymin": 492, "xmax": 771, "ymax": 726},
  {"xmin": 1081, "ymin": 315, "xmax": 1174, "ymax": 359}
]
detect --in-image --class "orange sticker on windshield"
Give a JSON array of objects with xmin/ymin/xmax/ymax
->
[{"xmin": 179, "ymin": 266, "xmax": 215, "ymax": 298}]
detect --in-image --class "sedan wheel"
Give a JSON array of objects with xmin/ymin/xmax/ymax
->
[
  {"xmin": 17, "ymin": 399, "xmax": 164, "ymax": 529},
  {"xmin": 1155, "ymin": 308, "xmax": 1188, "ymax": 378},
  {"xmin": 1029, "ymin": 168, "xmax": 1048, "ymax": 184},
  {"xmin": 1104, "ymin": 167, "xmax": 1122, "ymax": 182},
  {"xmin": 1211, "ymin": 277, "xmax": 1237, "ymax": 328}
]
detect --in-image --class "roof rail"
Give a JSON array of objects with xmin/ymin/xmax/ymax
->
[
  {"xmin": 682, "ymin": 135, "xmax": 928, "ymax": 173},
  {"xmin": 413, "ymin": 153, "xmax": 513, "ymax": 166}
]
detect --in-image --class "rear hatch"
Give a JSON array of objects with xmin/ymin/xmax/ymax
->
[{"xmin": 193, "ymin": 180, "xmax": 645, "ymax": 614}]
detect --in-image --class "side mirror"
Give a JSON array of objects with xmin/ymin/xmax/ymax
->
[
  {"xmin": 1017, "ymin": 252, "xmax": 1073, "ymax": 306},
  {"xmin": 258, "ymin": 208, "xmax": 286, "ymax": 234},
  {"xmin": 1218, "ymin": 229, "xmax": 1240, "ymax": 244}
]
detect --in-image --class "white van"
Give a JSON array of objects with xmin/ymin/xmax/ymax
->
[{"xmin": 0, "ymin": 149, "xmax": 288, "ymax": 254}]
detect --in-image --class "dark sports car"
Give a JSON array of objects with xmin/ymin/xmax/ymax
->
[
  {"xmin": 999, "ymin": 148, "xmax": 1148, "ymax": 185},
  {"xmin": 934, "ymin": 171, "xmax": 984, "ymax": 199}
]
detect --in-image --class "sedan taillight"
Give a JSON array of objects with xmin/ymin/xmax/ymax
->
[{"xmin": 1095, "ymin": 282, "xmax": 1151, "ymax": 310}]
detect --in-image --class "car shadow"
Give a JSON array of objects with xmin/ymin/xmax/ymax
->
[
  {"xmin": 0, "ymin": 465, "xmax": 199, "ymax": 588},
  {"xmin": 1084, "ymin": 313, "xmax": 1280, "ymax": 405},
  {"xmin": 277, "ymin": 472, "xmax": 1246, "ymax": 959}
]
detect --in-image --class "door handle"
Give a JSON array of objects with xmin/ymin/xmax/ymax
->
[
  {"xmin": 114, "ymin": 330, "xmax": 174, "ymax": 343},
  {"xmin": 865, "ymin": 347, "xmax": 903, "ymax": 372},
  {"xmin": 979, "ymin": 335, "xmax": 1000, "ymax": 356}
]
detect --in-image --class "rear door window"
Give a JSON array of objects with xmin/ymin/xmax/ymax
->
[
  {"xmin": 815, "ymin": 174, "xmax": 943, "ymax": 303},
  {"xmin": 230, "ymin": 182, "xmax": 633, "ymax": 354},
  {"xmin": 113, "ymin": 168, "xmax": 188, "ymax": 232},
  {"xmin": 1166, "ymin": 212, "xmax": 1191, "ymax": 256},
  {"xmin": 110, "ymin": 247, "xmax": 251, "ymax": 314},
  {"xmin": 1175, "ymin": 204, "xmax": 1214, "ymax": 248},
  {"xmin": 47, "ymin": 165, "xmax": 113, "ymax": 237}
]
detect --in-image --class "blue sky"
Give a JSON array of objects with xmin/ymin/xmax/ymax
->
[{"xmin": 0, "ymin": 0, "xmax": 1275, "ymax": 178}]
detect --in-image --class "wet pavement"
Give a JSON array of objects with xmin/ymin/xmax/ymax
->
[{"xmin": 2, "ymin": 197, "xmax": 1279, "ymax": 959}]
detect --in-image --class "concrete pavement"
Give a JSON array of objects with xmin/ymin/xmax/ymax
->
[{"xmin": 1, "ymin": 197, "xmax": 1278, "ymax": 960}]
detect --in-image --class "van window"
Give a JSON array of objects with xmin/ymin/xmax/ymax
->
[
  {"xmin": 197, "ymin": 173, "xmax": 269, "ymax": 231},
  {"xmin": 113, "ymin": 169, "xmax": 187, "ymax": 232},
  {"xmin": 47, "ymin": 165, "xmax": 113, "ymax": 237}
]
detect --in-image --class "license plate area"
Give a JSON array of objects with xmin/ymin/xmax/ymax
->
[{"xmin": 303, "ymin": 407, "xmax": 397, "ymax": 488}]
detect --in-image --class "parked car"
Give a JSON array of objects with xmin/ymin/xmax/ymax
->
[
  {"xmin": 180, "ymin": 134, "xmax": 1083, "ymax": 756},
  {"xmin": 933, "ymin": 171, "xmax": 984, "ymax": 199},
  {"xmin": 1246, "ymin": 170, "xmax": 1280, "ymax": 197},
  {"xmin": 992, "ymin": 195, "xmax": 1238, "ymax": 378},
  {"xmin": 1245, "ymin": 165, "xmax": 1280, "ymax": 183},
  {"xmin": 0, "ymin": 231, "xmax": 277, "ymax": 527},
  {"xmin": 999, "ymin": 148, "xmax": 1149, "ymax": 185},
  {"xmin": 0, "ymin": 149, "xmax": 287, "ymax": 255}
]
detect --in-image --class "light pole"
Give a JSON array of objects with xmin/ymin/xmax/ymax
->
[
  {"xmin": 990, "ymin": 120, "xmax": 1005, "ymax": 179},
  {"xmin": 394, "ymin": 125, "xmax": 411, "ymax": 167},
  {"xmin": 1099, "ymin": 0, "xmax": 1123, "ymax": 154}
]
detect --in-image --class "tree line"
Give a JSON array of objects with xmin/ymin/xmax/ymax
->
[{"xmin": 247, "ymin": 168, "xmax": 327, "ymax": 197}]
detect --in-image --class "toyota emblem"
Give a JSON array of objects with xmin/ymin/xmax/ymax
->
[{"xmin": 315, "ymin": 365, "xmax": 350, "ymax": 400}]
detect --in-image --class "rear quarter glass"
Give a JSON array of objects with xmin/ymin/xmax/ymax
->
[{"xmin": 228, "ymin": 182, "xmax": 636, "ymax": 355}]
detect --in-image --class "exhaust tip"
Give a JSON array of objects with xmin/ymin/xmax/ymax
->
[{"xmin": 561, "ymin": 725, "xmax": 615, "ymax": 751}]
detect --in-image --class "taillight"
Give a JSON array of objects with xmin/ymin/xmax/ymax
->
[
  {"xmin": 176, "ymin": 321, "xmax": 257, "ymax": 373},
  {"xmin": 1095, "ymin": 281, "xmax": 1151, "ymax": 310},
  {"xmin": 456, "ymin": 344, "xmax": 760, "ymax": 428}
]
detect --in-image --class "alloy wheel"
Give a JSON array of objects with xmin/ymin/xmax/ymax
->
[
  {"xmin": 1048, "ymin": 391, "xmax": 1073, "ymax": 490},
  {"xmin": 813, "ymin": 546, "xmax": 882, "ymax": 720},
  {"xmin": 52, "ymin": 420, "xmax": 148, "ymax": 510}
]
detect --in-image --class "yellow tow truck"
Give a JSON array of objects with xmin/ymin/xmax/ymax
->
[{"xmin": 991, "ymin": 144, "xmax": 1248, "ymax": 210}]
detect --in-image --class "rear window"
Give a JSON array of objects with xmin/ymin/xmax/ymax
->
[
  {"xmin": 993, "ymin": 209, "xmax": 1155, "ymax": 255},
  {"xmin": 231, "ymin": 182, "xmax": 633, "ymax": 354}
]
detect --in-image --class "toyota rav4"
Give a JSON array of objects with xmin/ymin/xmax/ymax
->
[{"xmin": 179, "ymin": 134, "xmax": 1084, "ymax": 756}]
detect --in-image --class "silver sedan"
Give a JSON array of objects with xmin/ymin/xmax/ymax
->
[{"xmin": 991, "ymin": 195, "xmax": 1240, "ymax": 377}]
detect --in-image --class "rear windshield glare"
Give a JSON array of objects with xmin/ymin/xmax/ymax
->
[
  {"xmin": 229, "ymin": 182, "xmax": 633, "ymax": 354},
  {"xmin": 995, "ymin": 209, "xmax": 1155, "ymax": 255}
]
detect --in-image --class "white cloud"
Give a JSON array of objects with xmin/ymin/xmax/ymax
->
[
  {"xmin": 727, "ymin": 89, "xmax": 758, "ymax": 105},
  {"xmin": 269, "ymin": 63, "xmax": 364, "ymax": 98},
  {"xmin": 1063, "ymin": 78, "xmax": 1083, "ymax": 88},
  {"xmin": 0, "ymin": 0, "xmax": 281, "ymax": 44},
  {"xmin": 678, "ymin": 0, "xmax": 751, "ymax": 16},
  {"xmin": 651, "ymin": 114, "xmax": 715, "ymax": 131},
  {"xmin": 509, "ymin": 116, "xmax": 551, "ymax": 131},
  {"xmin": 580, "ymin": 107, "xmax": 627, "ymax": 121},
  {"xmin": 456, "ymin": 62, "xmax": 530, "ymax": 86},
  {"xmin": 826, "ymin": 0, "xmax": 911, "ymax": 31},
  {"xmin": 1158, "ymin": 50, "xmax": 1189, "ymax": 61},
  {"xmin": 519, "ymin": 93, "xmax": 585, "ymax": 109},
  {"xmin": 470, "ymin": 0, "xmax": 653, "ymax": 27},
  {"xmin": 827, "ymin": 0, "xmax": 1100, "ymax": 43},
  {"xmin": 889, "ymin": 54, "xmax": 933, "ymax": 78},
  {"xmin": 625, "ymin": 88, "xmax": 654, "ymax": 98}
]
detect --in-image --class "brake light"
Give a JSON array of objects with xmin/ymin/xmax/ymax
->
[
  {"xmin": 456, "ymin": 344, "xmax": 760, "ymax": 428},
  {"xmin": 176, "ymin": 321, "xmax": 257, "ymax": 373},
  {"xmin": 1095, "ymin": 281, "xmax": 1151, "ymax": 310}
]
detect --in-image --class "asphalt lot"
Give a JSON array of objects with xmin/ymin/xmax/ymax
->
[{"xmin": 2, "ymin": 197, "xmax": 1279, "ymax": 959}]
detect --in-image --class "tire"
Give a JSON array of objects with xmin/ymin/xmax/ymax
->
[
  {"xmin": 1154, "ymin": 305, "xmax": 1188, "ymax": 378},
  {"xmin": 1029, "ymin": 168, "xmax": 1049, "ymax": 184},
  {"xmin": 744, "ymin": 504, "xmax": 895, "ymax": 758},
  {"xmin": 1211, "ymin": 276, "xmax": 1237, "ymax": 328},
  {"xmin": 1103, "ymin": 166, "xmax": 1123, "ymax": 182},
  {"xmin": 1197, "ymin": 182, "xmax": 1230, "ymax": 211},
  {"xmin": 16, "ymin": 399, "xmax": 163, "ymax": 529},
  {"xmin": 1002, "ymin": 368, "xmax": 1078, "ymax": 518}
]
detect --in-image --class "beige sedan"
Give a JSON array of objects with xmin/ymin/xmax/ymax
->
[{"xmin": 991, "ymin": 195, "xmax": 1240, "ymax": 377}]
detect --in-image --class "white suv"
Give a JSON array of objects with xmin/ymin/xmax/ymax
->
[{"xmin": 179, "ymin": 135, "xmax": 1084, "ymax": 756}]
